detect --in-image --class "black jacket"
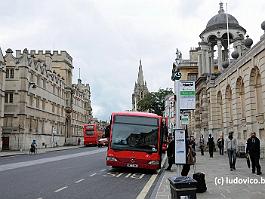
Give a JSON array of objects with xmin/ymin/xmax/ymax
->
[
  {"xmin": 246, "ymin": 137, "xmax": 260, "ymax": 158},
  {"xmin": 167, "ymin": 140, "xmax": 175, "ymax": 158}
]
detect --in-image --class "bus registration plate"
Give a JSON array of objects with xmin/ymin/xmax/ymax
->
[{"xmin": 127, "ymin": 163, "xmax": 138, "ymax": 168}]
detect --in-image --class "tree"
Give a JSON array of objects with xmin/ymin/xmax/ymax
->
[{"xmin": 137, "ymin": 88, "xmax": 173, "ymax": 116}]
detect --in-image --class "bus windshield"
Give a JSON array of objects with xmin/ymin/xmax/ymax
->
[{"xmin": 111, "ymin": 115, "xmax": 159, "ymax": 153}]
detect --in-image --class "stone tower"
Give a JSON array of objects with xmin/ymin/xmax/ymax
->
[
  {"xmin": 198, "ymin": 2, "xmax": 246, "ymax": 76},
  {"xmin": 132, "ymin": 60, "xmax": 149, "ymax": 111}
]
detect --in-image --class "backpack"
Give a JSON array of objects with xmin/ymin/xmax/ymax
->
[{"xmin": 193, "ymin": 172, "xmax": 207, "ymax": 193}]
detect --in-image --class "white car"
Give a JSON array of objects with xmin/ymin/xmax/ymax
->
[{"xmin": 98, "ymin": 138, "xmax": 109, "ymax": 147}]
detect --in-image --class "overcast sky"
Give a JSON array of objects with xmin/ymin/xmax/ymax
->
[{"xmin": 0, "ymin": 0, "xmax": 264, "ymax": 121}]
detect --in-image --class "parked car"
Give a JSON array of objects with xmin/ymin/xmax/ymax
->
[{"xmin": 98, "ymin": 138, "xmax": 109, "ymax": 147}]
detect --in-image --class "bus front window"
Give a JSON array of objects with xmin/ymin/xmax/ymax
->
[
  {"xmin": 85, "ymin": 126, "xmax": 94, "ymax": 136},
  {"xmin": 111, "ymin": 116, "xmax": 159, "ymax": 153}
]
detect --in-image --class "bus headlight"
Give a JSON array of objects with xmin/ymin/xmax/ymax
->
[
  {"xmin": 106, "ymin": 156, "xmax": 118, "ymax": 161},
  {"xmin": 148, "ymin": 160, "xmax": 160, "ymax": 165}
]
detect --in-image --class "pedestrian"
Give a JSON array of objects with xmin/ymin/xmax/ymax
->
[
  {"xmin": 181, "ymin": 136, "xmax": 196, "ymax": 176},
  {"xmin": 225, "ymin": 132, "xmax": 237, "ymax": 171},
  {"xmin": 246, "ymin": 132, "xmax": 262, "ymax": 175},
  {"xmin": 162, "ymin": 119, "xmax": 169, "ymax": 140},
  {"xmin": 217, "ymin": 135, "xmax": 224, "ymax": 155},
  {"xmin": 77, "ymin": 138, "xmax": 81, "ymax": 145},
  {"xmin": 199, "ymin": 135, "xmax": 205, "ymax": 156},
  {"xmin": 207, "ymin": 134, "xmax": 214, "ymax": 158},
  {"xmin": 166, "ymin": 136, "xmax": 175, "ymax": 171}
]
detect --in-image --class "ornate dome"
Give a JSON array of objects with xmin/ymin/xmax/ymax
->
[{"xmin": 200, "ymin": 3, "xmax": 246, "ymax": 37}]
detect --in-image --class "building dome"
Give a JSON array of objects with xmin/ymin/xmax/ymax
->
[
  {"xmin": 200, "ymin": 2, "xmax": 246, "ymax": 37},
  {"xmin": 206, "ymin": 13, "xmax": 238, "ymax": 29}
]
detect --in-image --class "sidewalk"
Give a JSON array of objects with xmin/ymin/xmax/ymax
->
[
  {"xmin": 155, "ymin": 152, "xmax": 265, "ymax": 199},
  {"xmin": 0, "ymin": 145, "xmax": 84, "ymax": 157}
]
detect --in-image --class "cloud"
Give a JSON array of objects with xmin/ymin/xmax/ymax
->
[{"xmin": 1, "ymin": 0, "xmax": 264, "ymax": 121}]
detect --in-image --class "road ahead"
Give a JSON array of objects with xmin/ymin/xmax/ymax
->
[{"xmin": 0, "ymin": 147, "xmax": 156, "ymax": 199}]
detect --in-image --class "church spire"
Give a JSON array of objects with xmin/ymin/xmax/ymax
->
[{"xmin": 137, "ymin": 59, "xmax": 144, "ymax": 85}]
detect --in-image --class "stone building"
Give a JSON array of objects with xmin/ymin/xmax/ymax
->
[
  {"xmin": 0, "ymin": 48, "xmax": 92, "ymax": 150},
  {"xmin": 132, "ymin": 60, "xmax": 149, "ymax": 111},
  {"xmin": 192, "ymin": 3, "xmax": 265, "ymax": 152},
  {"xmin": 0, "ymin": 48, "xmax": 5, "ymax": 150}
]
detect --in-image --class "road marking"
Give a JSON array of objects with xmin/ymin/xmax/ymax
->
[
  {"xmin": 0, "ymin": 148, "xmax": 107, "ymax": 172},
  {"xmin": 75, "ymin": 179, "xmax": 85, "ymax": 183},
  {"xmin": 100, "ymin": 169, "xmax": 106, "ymax": 172},
  {"xmin": 116, "ymin": 173, "xmax": 123, "ymax": 177},
  {"xmin": 125, "ymin": 173, "xmax": 132, "ymax": 178},
  {"xmin": 90, "ymin": 173, "xmax": 97, "ymax": 177},
  {"xmin": 54, "ymin": 186, "xmax": 68, "ymax": 193},
  {"xmin": 136, "ymin": 155, "xmax": 167, "ymax": 199},
  {"xmin": 36, "ymin": 198, "xmax": 43, "ymax": 199}
]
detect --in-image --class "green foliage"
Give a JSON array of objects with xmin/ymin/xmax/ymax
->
[{"xmin": 137, "ymin": 88, "xmax": 173, "ymax": 116}]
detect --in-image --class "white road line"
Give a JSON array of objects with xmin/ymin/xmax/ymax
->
[
  {"xmin": 136, "ymin": 155, "xmax": 167, "ymax": 199},
  {"xmin": 100, "ymin": 169, "xmax": 106, "ymax": 172},
  {"xmin": 36, "ymin": 198, "xmax": 43, "ymax": 199},
  {"xmin": 54, "ymin": 186, "xmax": 68, "ymax": 193},
  {"xmin": 90, "ymin": 173, "xmax": 97, "ymax": 177},
  {"xmin": 75, "ymin": 179, "xmax": 85, "ymax": 183},
  {"xmin": 0, "ymin": 148, "xmax": 107, "ymax": 172}
]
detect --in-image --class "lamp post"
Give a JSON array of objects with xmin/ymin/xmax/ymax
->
[{"xmin": 171, "ymin": 48, "xmax": 182, "ymax": 129}]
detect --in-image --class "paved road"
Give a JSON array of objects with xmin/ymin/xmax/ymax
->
[{"xmin": 0, "ymin": 147, "xmax": 156, "ymax": 199}]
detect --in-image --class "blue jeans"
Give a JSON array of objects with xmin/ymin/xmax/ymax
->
[{"xmin": 227, "ymin": 149, "xmax": 236, "ymax": 169}]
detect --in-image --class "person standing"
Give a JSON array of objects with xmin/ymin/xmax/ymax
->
[
  {"xmin": 207, "ymin": 134, "xmax": 214, "ymax": 158},
  {"xmin": 225, "ymin": 132, "xmax": 237, "ymax": 171},
  {"xmin": 199, "ymin": 135, "xmax": 205, "ymax": 156},
  {"xmin": 166, "ymin": 136, "xmax": 175, "ymax": 171},
  {"xmin": 217, "ymin": 135, "xmax": 224, "ymax": 155},
  {"xmin": 246, "ymin": 132, "xmax": 262, "ymax": 175}
]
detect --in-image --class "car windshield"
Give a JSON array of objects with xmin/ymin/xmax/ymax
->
[{"xmin": 111, "ymin": 115, "xmax": 159, "ymax": 153}]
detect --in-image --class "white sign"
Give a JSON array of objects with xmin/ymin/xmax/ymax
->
[
  {"xmin": 177, "ymin": 81, "xmax": 195, "ymax": 110},
  {"xmin": 174, "ymin": 129, "xmax": 186, "ymax": 164},
  {"xmin": 181, "ymin": 115, "xmax": 189, "ymax": 125}
]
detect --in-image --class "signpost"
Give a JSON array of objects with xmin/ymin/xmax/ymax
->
[
  {"xmin": 174, "ymin": 129, "xmax": 186, "ymax": 164},
  {"xmin": 171, "ymin": 49, "xmax": 196, "ymax": 166},
  {"xmin": 179, "ymin": 81, "xmax": 196, "ymax": 110}
]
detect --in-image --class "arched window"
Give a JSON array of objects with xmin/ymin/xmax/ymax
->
[
  {"xmin": 236, "ymin": 77, "xmax": 245, "ymax": 120},
  {"xmin": 225, "ymin": 85, "xmax": 233, "ymax": 125},
  {"xmin": 250, "ymin": 67, "xmax": 264, "ymax": 116},
  {"xmin": 217, "ymin": 91, "xmax": 223, "ymax": 128}
]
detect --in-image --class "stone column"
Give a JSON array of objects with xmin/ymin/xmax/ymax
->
[
  {"xmin": 198, "ymin": 51, "xmax": 202, "ymax": 77},
  {"xmin": 217, "ymin": 40, "xmax": 222, "ymax": 72}
]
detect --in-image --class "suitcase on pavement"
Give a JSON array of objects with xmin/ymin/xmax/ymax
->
[{"xmin": 193, "ymin": 172, "xmax": 207, "ymax": 193}]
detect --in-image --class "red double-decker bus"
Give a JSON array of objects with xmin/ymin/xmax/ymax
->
[
  {"xmin": 106, "ymin": 112, "xmax": 163, "ymax": 170},
  {"xmin": 83, "ymin": 124, "xmax": 103, "ymax": 146}
]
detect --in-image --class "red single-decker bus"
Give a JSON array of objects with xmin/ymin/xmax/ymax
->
[{"xmin": 106, "ymin": 112, "xmax": 163, "ymax": 170}]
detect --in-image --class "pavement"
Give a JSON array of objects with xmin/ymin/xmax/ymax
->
[
  {"xmin": 154, "ymin": 151, "xmax": 265, "ymax": 199},
  {"xmin": 0, "ymin": 145, "xmax": 83, "ymax": 157}
]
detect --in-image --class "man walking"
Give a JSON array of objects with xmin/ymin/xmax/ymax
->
[
  {"xmin": 246, "ymin": 132, "xmax": 262, "ymax": 175},
  {"xmin": 225, "ymin": 132, "xmax": 237, "ymax": 171},
  {"xmin": 166, "ymin": 136, "xmax": 175, "ymax": 171},
  {"xmin": 217, "ymin": 135, "xmax": 224, "ymax": 155},
  {"xmin": 199, "ymin": 135, "xmax": 205, "ymax": 156},
  {"xmin": 207, "ymin": 134, "xmax": 214, "ymax": 158}
]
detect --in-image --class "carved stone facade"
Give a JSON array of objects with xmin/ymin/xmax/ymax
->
[
  {"xmin": 192, "ymin": 3, "xmax": 265, "ymax": 151},
  {"xmin": 0, "ymin": 48, "xmax": 92, "ymax": 150},
  {"xmin": 132, "ymin": 60, "xmax": 149, "ymax": 111}
]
